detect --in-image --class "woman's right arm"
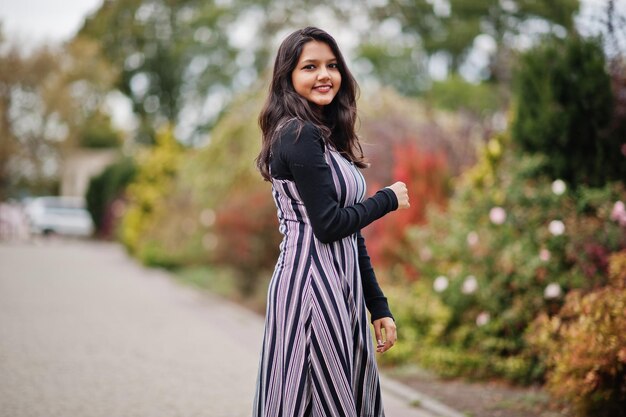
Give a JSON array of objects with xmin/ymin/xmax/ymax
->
[{"xmin": 273, "ymin": 122, "xmax": 404, "ymax": 243}]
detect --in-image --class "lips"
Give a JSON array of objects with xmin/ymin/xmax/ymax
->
[{"xmin": 313, "ymin": 85, "xmax": 332, "ymax": 93}]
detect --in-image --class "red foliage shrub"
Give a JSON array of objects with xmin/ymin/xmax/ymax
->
[
  {"xmin": 363, "ymin": 141, "xmax": 450, "ymax": 275},
  {"xmin": 212, "ymin": 186, "xmax": 281, "ymax": 294}
]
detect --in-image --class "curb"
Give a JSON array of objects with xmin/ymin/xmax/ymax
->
[{"xmin": 380, "ymin": 374, "xmax": 467, "ymax": 417}]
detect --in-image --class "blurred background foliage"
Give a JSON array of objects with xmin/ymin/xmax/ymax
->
[
  {"xmin": 85, "ymin": 156, "xmax": 136, "ymax": 238},
  {"xmin": 3, "ymin": 0, "xmax": 626, "ymax": 414},
  {"xmin": 512, "ymin": 35, "xmax": 626, "ymax": 187},
  {"xmin": 0, "ymin": 35, "xmax": 119, "ymax": 199},
  {"xmin": 72, "ymin": 0, "xmax": 584, "ymax": 146}
]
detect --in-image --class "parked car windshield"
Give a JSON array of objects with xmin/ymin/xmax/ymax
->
[{"xmin": 38, "ymin": 197, "xmax": 86, "ymax": 210}]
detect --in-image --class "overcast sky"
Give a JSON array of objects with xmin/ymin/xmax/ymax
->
[
  {"xmin": 0, "ymin": 0, "xmax": 618, "ymax": 46},
  {"xmin": 0, "ymin": 0, "xmax": 103, "ymax": 44}
]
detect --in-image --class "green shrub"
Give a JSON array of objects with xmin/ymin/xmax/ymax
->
[
  {"xmin": 120, "ymin": 125, "xmax": 183, "ymax": 255},
  {"xmin": 512, "ymin": 35, "xmax": 624, "ymax": 187},
  {"xmin": 527, "ymin": 251, "xmax": 626, "ymax": 417},
  {"xmin": 113, "ymin": 88, "xmax": 280, "ymax": 279},
  {"xmin": 134, "ymin": 185, "xmax": 207, "ymax": 269},
  {"xmin": 177, "ymin": 88, "xmax": 280, "ymax": 288},
  {"xmin": 86, "ymin": 157, "xmax": 136, "ymax": 237},
  {"xmin": 382, "ymin": 281, "xmax": 452, "ymax": 365}
]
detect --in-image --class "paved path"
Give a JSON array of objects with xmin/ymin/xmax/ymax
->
[{"xmin": 0, "ymin": 240, "xmax": 444, "ymax": 417}]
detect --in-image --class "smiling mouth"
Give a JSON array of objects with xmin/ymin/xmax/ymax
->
[{"xmin": 314, "ymin": 85, "xmax": 332, "ymax": 92}]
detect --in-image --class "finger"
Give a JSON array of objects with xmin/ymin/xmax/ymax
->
[
  {"xmin": 381, "ymin": 333, "xmax": 392, "ymax": 353},
  {"xmin": 381, "ymin": 342, "xmax": 391, "ymax": 353},
  {"xmin": 381, "ymin": 323, "xmax": 397, "ymax": 353},
  {"xmin": 387, "ymin": 323, "xmax": 397, "ymax": 345},
  {"xmin": 373, "ymin": 321, "xmax": 383, "ymax": 346}
]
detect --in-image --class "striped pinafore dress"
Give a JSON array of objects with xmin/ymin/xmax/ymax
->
[{"xmin": 253, "ymin": 145, "xmax": 385, "ymax": 417}]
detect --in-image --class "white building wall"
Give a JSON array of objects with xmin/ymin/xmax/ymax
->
[{"xmin": 60, "ymin": 149, "xmax": 119, "ymax": 197}]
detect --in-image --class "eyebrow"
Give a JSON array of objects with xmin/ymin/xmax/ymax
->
[{"xmin": 300, "ymin": 58, "xmax": 338, "ymax": 64}]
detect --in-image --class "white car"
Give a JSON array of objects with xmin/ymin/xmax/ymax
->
[{"xmin": 25, "ymin": 196, "xmax": 94, "ymax": 237}]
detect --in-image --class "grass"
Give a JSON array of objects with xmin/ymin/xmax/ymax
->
[
  {"xmin": 490, "ymin": 391, "xmax": 552, "ymax": 412},
  {"xmin": 172, "ymin": 265, "xmax": 271, "ymax": 314},
  {"xmin": 409, "ymin": 399, "xmax": 422, "ymax": 408},
  {"xmin": 173, "ymin": 265, "xmax": 239, "ymax": 297}
]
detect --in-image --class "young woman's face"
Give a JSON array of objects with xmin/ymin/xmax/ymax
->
[{"xmin": 291, "ymin": 41, "xmax": 341, "ymax": 108}]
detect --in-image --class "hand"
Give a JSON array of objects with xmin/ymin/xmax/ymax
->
[
  {"xmin": 373, "ymin": 317, "xmax": 397, "ymax": 354},
  {"xmin": 386, "ymin": 181, "xmax": 410, "ymax": 209}
]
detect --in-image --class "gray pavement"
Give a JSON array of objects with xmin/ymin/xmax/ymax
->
[{"xmin": 0, "ymin": 240, "xmax": 447, "ymax": 417}]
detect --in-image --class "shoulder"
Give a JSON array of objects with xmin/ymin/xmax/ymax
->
[
  {"xmin": 277, "ymin": 119, "xmax": 322, "ymax": 141},
  {"xmin": 274, "ymin": 119, "xmax": 325, "ymax": 155}
]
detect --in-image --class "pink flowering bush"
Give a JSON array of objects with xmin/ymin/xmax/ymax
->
[
  {"xmin": 379, "ymin": 42, "xmax": 626, "ymax": 390},
  {"xmin": 380, "ymin": 131, "xmax": 626, "ymax": 384},
  {"xmin": 612, "ymin": 201, "xmax": 626, "ymax": 227}
]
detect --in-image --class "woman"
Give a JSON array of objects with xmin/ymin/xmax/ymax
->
[{"xmin": 254, "ymin": 27, "xmax": 410, "ymax": 417}]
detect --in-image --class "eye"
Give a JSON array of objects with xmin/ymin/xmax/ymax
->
[
  {"xmin": 329, "ymin": 63, "xmax": 339, "ymax": 69},
  {"xmin": 302, "ymin": 64, "xmax": 315, "ymax": 70}
]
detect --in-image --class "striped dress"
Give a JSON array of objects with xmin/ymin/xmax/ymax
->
[{"xmin": 253, "ymin": 142, "xmax": 386, "ymax": 417}]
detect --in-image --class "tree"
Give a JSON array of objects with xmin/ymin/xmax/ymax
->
[
  {"xmin": 363, "ymin": 0, "xmax": 580, "ymax": 93},
  {"xmin": 78, "ymin": 0, "xmax": 241, "ymax": 145},
  {"xmin": 56, "ymin": 37, "xmax": 121, "ymax": 151},
  {"xmin": 0, "ymin": 32, "xmax": 119, "ymax": 199},
  {"xmin": 75, "ymin": 0, "xmax": 582, "ymax": 145},
  {"xmin": 77, "ymin": 0, "xmax": 364, "ymax": 145},
  {"xmin": 0, "ymin": 39, "xmax": 64, "ymax": 198}
]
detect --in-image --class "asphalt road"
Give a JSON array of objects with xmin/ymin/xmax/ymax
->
[{"xmin": 0, "ymin": 240, "xmax": 443, "ymax": 417}]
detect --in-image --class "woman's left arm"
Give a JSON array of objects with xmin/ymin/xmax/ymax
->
[{"xmin": 357, "ymin": 231, "xmax": 397, "ymax": 353}]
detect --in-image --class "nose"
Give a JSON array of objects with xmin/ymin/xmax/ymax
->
[{"xmin": 318, "ymin": 66, "xmax": 331, "ymax": 81}]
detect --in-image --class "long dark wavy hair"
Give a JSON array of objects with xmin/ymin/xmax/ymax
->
[{"xmin": 256, "ymin": 27, "xmax": 366, "ymax": 181}]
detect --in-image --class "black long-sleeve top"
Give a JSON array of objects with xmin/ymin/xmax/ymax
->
[{"xmin": 269, "ymin": 120, "xmax": 396, "ymax": 322}]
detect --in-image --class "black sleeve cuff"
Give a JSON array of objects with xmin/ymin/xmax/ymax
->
[
  {"xmin": 368, "ymin": 296, "xmax": 394, "ymax": 323},
  {"xmin": 380, "ymin": 187, "xmax": 399, "ymax": 211}
]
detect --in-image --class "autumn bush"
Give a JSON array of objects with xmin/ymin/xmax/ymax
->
[
  {"xmin": 363, "ymin": 142, "xmax": 450, "ymax": 272},
  {"xmin": 527, "ymin": 251, "xmax": 626, "ymax": 417},
  {"xmin": 211, "ymin": 186, "xmax": 280, "ymax": 296},
  {"xmin": 119, "ymin": 125, "xmax": 183, "ymax": 258},
  {"xmin": 132, "ymin": 180, "xmax": 208, "ymax": 269},
  {"xmin": 358, "ymin": 88, "xmax": 487, "ymax": 271},
  {"xmin": 178, "ymin": 89, "xmax": 280, "ymax": 289}
]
